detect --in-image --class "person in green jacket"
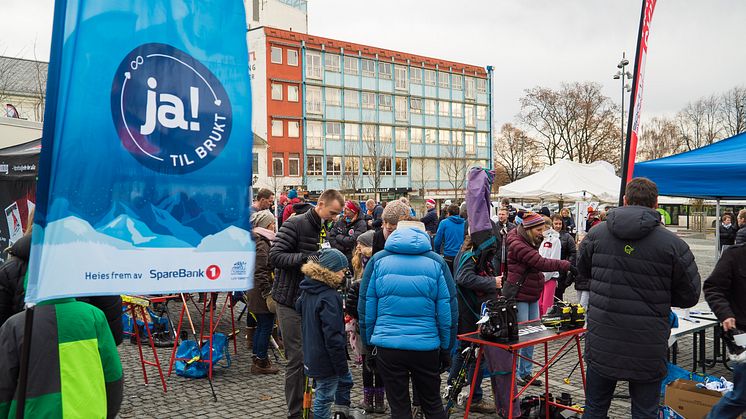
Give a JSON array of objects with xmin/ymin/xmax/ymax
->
[{"xmin": 0, "ymin": 298, "xmax": 123, "ymax": 418}]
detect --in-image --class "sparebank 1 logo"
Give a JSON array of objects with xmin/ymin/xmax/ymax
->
[{"xmin": 111, "ymin": 43, "xmax": 232, "ymax": 174}]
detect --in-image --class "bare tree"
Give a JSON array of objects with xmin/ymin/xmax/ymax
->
[
  {"xmin": 362, "ymin": 127, "xmax": 391, "ymax": 202},
  {"xmin": 719, "ymin": 86, "xmax": 746, "ymax": 137},
  {"xmin": 637, "ymin": 116, "xmax": 683, "ymax": 161},
  {"xmin": 494, "ymin": 123, "xmax": 540, "ymax": 182},
  {"xmin": 677, "ymin": 97, "xmax": 721, "ymax": 151},
  {"xmin": 411, "ymin": 157, "xmax": 430, "ymax": 197},
  {"xmin": 339, "ymin": 142, "xmax": 362, "ymax": 195},
  {"xmin": 31, "ymin": 43, "xmax": 47, "ymax": 122},
  {"xmin": 442, "ymin": 144, "xmax": 470, "ymax": 201},
  {"xmin": 519, "ymin": 82, "xmax": 620, "ymax": 168},
  {"xmin": 0, "ymin": 53, "xmax": 20, "ymax": 106}
]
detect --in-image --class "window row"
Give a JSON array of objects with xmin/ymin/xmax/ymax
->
[
  {"xmin": 304, "ymin": 51, "xmax": 487, "ymax": 94},
  {"xmin": 270, "ymin": 46, "xmax": 299, "ymax": 66},
  {"xmin": 271, "ymin": 152, "xmax": 301, "ymax": 177},
  {"xmin": 271, "ymin": 83, "xmax": 300, "ymax": 102},
  {"xmin": 271, "ymin": 119, "xmax": 301, "ymax": 138},
  {"xmin": 306, "ymin": 156, "xmax": 408, "ymax": 176},
  {"xmin": 305, "ymin": 86, "xmax": 487, "ymax": 122}
]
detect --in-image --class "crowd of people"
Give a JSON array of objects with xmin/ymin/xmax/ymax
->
[{"xmin": 0, "ymin": 178, "xmax": 745, "ymax": 418}]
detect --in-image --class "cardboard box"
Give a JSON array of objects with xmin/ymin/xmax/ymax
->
[{"xmin": 664, "ymin": 379, "xmax": 741, "ymax": 419}]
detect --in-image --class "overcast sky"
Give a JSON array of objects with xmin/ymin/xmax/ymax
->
[{"xmin": 2, "ymin": 0, "xmax": 745, "ymax": 128}]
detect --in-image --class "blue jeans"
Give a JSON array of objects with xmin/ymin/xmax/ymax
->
[
  {"xmin": 448, "ymin": 348, "xmax": 485, "ymax": 401},
  {"xmin": 517, "ymin": 300, "xmax": 539, "ymax": 377},
  {"xmin": 708, "ymin": 361, "xmax": 746, "ymax": 419},
  {"xmin": 252, "ymin": 313, "xmax": 275, "ymax": 360},
  {"xmin": 313, "ymin": 370, "xmax": 354, "ymax": 419}
]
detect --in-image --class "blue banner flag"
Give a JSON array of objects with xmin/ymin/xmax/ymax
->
[{"xmin": 26, "ymin": 0, "xmax": 254, "ymax": 303}]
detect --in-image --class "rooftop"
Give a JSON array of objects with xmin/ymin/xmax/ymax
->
[{"xmin": 0, "ymin": 56, "xmax": 48, "ymax": 96}]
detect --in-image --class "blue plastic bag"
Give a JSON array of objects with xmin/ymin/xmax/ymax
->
[{"xmin": 174, "ymin": 332, "xmax": 231, "ymax": 378}]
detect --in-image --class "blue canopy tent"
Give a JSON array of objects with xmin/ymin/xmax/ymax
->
[{"xmin": 635, "ymin": 131, "xmax": 746, "ymax": 257}]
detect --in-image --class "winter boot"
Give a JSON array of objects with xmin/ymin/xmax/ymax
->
[
  {"xmin": 357, "ymin": 387, "xmax": 374, "ymax": 413},
  {"xmin": 373, "ymin": 387, "xmax": 387, "ymax": 414},
  {"xmin": 245, "ymin": 327, "xmax": 256, "ymax": 350},
  {"xmin": 332, "ymin": 404, "xmax": 349, "ymax": 419},
  {"xmin": 251, "ymin": 357, "xmax": 280, "ymax": 374}
]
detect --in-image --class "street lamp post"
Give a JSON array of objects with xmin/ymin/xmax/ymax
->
[{"xmin": 613, "ymin": 52, "xmax": 632, "ymax": 171}]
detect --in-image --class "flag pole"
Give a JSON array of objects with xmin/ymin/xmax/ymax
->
[{"xmin": 618, "ymin": 0, "xmax": 649, "ymax": 206}]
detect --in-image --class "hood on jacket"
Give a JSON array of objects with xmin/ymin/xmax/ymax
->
[
  {"xmin": 293, "ymin": 202, "xmax": 313, "ymax": 215},
  {"xmin": 384, "ymin": 227, "xmax": 432, "ymax": 255},
  {"xmin": 8, "ymin": 234, "xmax": 31, "ymax": 261},
  {"xmin": 299, "ymin": 261, "xmax": 344, "ymax": 294},
  {"xmin": 606, "ymin": 205, "xmax": 660, "ymax": 241},
  {"xmin": 447, "ymin": 215, "xmax": 465, "ymax": 225}
]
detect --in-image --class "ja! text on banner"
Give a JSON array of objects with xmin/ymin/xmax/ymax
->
[{"xmin": 26, "ymin": 0, "xmax": 254, "ymax": 303}]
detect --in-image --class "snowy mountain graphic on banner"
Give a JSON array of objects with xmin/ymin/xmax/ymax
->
[
  {"xmin": 95, "ymin": 200, "xmax": 203, "ymax": 246},
  {"xmin": 98, "ymin": 214, "xmax": 192, "ymax": 248}
]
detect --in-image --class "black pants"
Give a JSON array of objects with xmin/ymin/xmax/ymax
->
[
  {"xmin": 582, "ymin": 367, "xmax": 661, "ymax": 419},
  {"xmin": 444, "ymin": 256, "xmax": 455, "ymax": 278},
  {"xmin": 377, "ymin": 347, "xmax": 446, "ymax": 419}
]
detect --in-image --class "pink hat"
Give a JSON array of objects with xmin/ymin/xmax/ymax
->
[{"xmin": 426, "ymin": 199, "xmax": 436, "ymax": 206}]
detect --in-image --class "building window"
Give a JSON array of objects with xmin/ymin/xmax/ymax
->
[
  {"xmin": 464, "ymin": 104, "xmax": 475, "ymax": 127},
  {"xmin": 344, "ymin": 90, "xmax": 359, "ymax": 108},
  {"xmin": 326, "ymin": 122, "xmax": 342, "ymax": 140},
  {"xmin": 395, "ymin": 127, "xmax": 408, "ymax": 152},
  {"xmin": 308, "ymin": 155, "xmax": 323, "ymax": 176},
  {"xmin": 410, "ymin": 98, "xmax": 422, "ymax": 114},
  {"xmin": 345, "ymin": 157, "xmax": 359, "ymax": 175},
  {"xmin": 288, "ymin": 121, "xmax": 300, "ymax": 138},
  {"xmin": 477, "ymin": 105, "xmax": 487, "ymax": 120},
  {"xmin": 326, "ymin": 156, "xmax": 342, "ymax": 176},
  {"xmin": 272, "ymin": 153, "xmax": 284, "ymax": 176},
  {"xmin": 477, "ymin": 78, "xmax": 487, "ymax": 93},
  {"xmin": 306, "ymin": 51, "xmax": 322, "ymax": 79},
  {"xmin": 453, "ymin": 74, "xmax": 463, "ymax": 90},
  {"xmin": 439, "ymin": 101, "xmax": 450, "ymax": 117},
  {"xmin": 453, "ymin": 130, "xmax": 463, "ymax": 145},
  {"xmin": 465, "ymin": 132, "xmax": 475, "ymax": 155},
  {"xmin": 424, "ymin": 69, "xmax": 437, "ymax": 86},
  {"xmin": 395, "ymin": 65, "xmax": 407, "ymax": 90},
  {"xmin": 438, "ymin": 71, "xmax": 450, "ymax": 88},
  {"xmin": 344, "ymin": 56, "xmax": 358, "ymax": 75},
  {"xmin": 272, "ymin": 119, "xmax": 283, "ymax": 137},
  {"xmin": 379, "ymin": 125, "xmax": 392, "ymax": 143},
  {"xmin": 271, "ymin": 83, "xmax": 283, "ymax": 101},
  {"xmin": 452, "ymin": 103, "xmax": 463, "ymax": 118},
  {"xmin": 362, "ymin": 124, "xmax": 376, "ymax": 142},
  {"xmin": 307, "ymin": 121, "xmax": 322, "ymax": 149},
  {"xmin": 288, "ymin": 153, "xmax": 300, "ymax": 176},
  {"xmin": 288, "ymin": 85, "xmax": 299, "ymax": 102},
  {"xmin": 366, "ymin": 157, "xmax": 392, "ymax": 176},
  {"xmin": 477, "ymin": 132, "xmax": 487, "ymax": 147},
  {"xmin": 306, "ymin": 86, "xmax": 322, "ymax": 114},
  {"xmin": 326, "ymin": 87, "xmax": 341, "ymax": 106},
  {"xmin": 425, "ymin": 128, "xmax": 437, "ymax": 144},
  {"xmin": 465, "ymin": 77, "xmax": 476, "ymax": 99},
  {"xmin": 439, "ymin": 129, "xmax": 450, "ymax": 145},
  {"xmin": 362, "ymin": 92, "xmax": 376, "ymax": 109},
  {"xmin": 361, "ymin": 59, "xmax": 376, "ymax": 77},
  {"xmin": 380, "ymin": 157, "xmax": 392, "ymax": 175},
  {"xmin": 379, "ymin": 62, "xmax": 392, "ymax": 79},
  {"xmin": 325, "ymin": 54, "xmax": 340, "ymax": 72},
  {"xmin": 287, "ymin": 49, "xmax": 299, "ymax": 66},
  {"xmin": 411, "ymin": 128, "xmax": 422, "ymax": 143},
  {"xmin": 395, "ymin": 157, "xmax": 408, "ymax": 176},
  {"xmin": 252, "ymin": 152, "xmax": 259, "ymax": 175},
  {"xmin": 345, "ymin": 123, "xmax": 359, "ymax": 141},
  {"xmin": 379, "ymin": 94, "xmax": 392, "ymax": 111},
  {"xmin": 424, "ymin": 99, "xmax": 436, "ymax": 116},
  {"xmin": 411, "ymin": 68, "xmax": 422, "ymax": 84},
  {"xmin": 395, "ymin": 96, "xmax": 408, "ymax": 121},
  {"xmin": 271, "ymin": 46, "xmax": 283, "ymax": 64}
]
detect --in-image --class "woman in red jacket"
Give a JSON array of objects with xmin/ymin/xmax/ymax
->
[{"xmin": 506, "ymin": 212, "xmax": 574, "ymax": 387}]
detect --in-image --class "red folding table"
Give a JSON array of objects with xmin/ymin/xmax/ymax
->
[{"xmin": 458, "ymin": 323, "xmax": 587, "ymax": 419}]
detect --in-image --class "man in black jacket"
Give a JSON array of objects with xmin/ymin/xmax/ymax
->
[
  {"xmin": 270, "ymin": 189, "xmax": 344, "ymax": 419},
  {"xmin": 420, "ymin": 199, "xmax": 439, "ymax": 235},
  {"xmin": 0, "ymin": 234, "xmax": 30, "ymax": 328},
  {"xmin": 704, "ymin": 243, "xmax": 746, "ymax": 418},
  {"xmin": 736, "ymin": 209, "xmax": 746, "ymax": 245},
  {"xmin": 577, "ymin": 178, "xmax": 701, "ymax": 419}
]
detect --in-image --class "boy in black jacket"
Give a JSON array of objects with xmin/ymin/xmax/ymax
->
[
  {"xmin": 704, "ymin": 243, "xmax": 746, "ymax": 418},
  {"xmin": 296, "ymin": 248, "xmax": 354, "ymax": 419}
]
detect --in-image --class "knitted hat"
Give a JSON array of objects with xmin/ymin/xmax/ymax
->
[
  {"xmin": 522, "ymin": 212, "xmax": 544, "ymax": 229},
  {"xmin": 538, "ymin": 206, "xmax": 551, "ymax": 217},
  {"xmin": 318, "ymin": 248, "xmax": 348, "ymax": 273},
  {"xmin": 287, "ymin": 189, "xmax": 298, "ymax": 199},
  {"xmin": 357, "ymin": 230, "xmax": 375, "ymax": 247},
  {"xmin": 251, "ymin": 210, "xmax": 275, "ymax": 229},
  {"xmin": 426, "ymin": 199, "xmax": 436, "ymax": 206},
  {"xmin": 382, "ymin": 200, "xmax": 410, "ymax": 225},
  {"xmin": 345, "ymin": 201, "xmax": 360, "ymax": 214}
]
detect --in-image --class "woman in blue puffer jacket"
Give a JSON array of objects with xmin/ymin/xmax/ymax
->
[{"xmin": 358, "ymin": 221, "xmax": 457, "ymax": 419}]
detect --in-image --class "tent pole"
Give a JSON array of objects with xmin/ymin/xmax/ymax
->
[{"xmin": 705, "ymin": 198, "xmax": 720, "ymax": 260}]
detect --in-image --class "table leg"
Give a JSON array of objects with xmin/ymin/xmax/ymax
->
[
  {"xmin": 672, "ymin": 341, "xmax": 678, "ymax": 365},
  {"xmin": 229, "ymin": 295, "xmax": 238, "ymax": 355},
  {"xmin": 139, "ymin": 306, "xmax": 167, "ymax": 392},
  {"xmin": 700, "ymin": 330, "xmax": 706, "ymax": 374},
  {"xmin": 167, "ymin": 300, "xmax": 187, "ymax": 377},
  {"xmin": 575, "ymin": 335, "xmax": 587, "ymax": 392},
  {"xmin": 130, "ymin": 304, "xmax": 148, "ymax": 384},
  {"xmin": 508, "ymin": 350, "xmax": 518, "ymax": 419},
  {"xmin": 463, "ymin": 347, "xmax": 482, "ymax": 419},
  {"xmin": 544, "ymin": 342, "xmax": 550, "ymax": 419}
]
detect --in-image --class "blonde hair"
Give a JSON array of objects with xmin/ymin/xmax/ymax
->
[{"xmin": 351, "ymin": 244, "xmax": 373, "ymax": 280}]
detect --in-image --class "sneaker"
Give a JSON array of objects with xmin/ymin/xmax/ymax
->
[
  {"xmin": 519, "ymin": 375, "xmax": 542, "ymax": 387},
  {"xmin": 469, "ymin": 399, "xmax": 495, "ymax": 414}
]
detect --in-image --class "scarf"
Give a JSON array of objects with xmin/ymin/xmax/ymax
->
[{"xmin": 254, "ymin": 226, "xmax": 276, "ymax": 242}]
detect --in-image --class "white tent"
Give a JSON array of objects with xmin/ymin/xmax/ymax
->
[{"xmin": 498, "ymin": 160, "xmax": 621, "ymax": 203}]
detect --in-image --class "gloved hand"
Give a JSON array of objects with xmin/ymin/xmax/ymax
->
[
  {"xmin": 439, "ymin": 349, "xmax": 452, "ymax": 373},
  {"xmin": 569, "ymin": 265, "xmax": 579, "ymax": 278}
]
